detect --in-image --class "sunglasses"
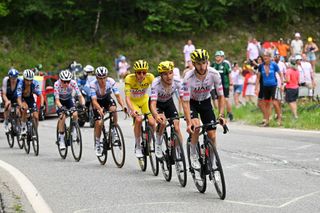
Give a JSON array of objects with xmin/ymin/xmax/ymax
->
[
  {"xmin": 62, "ymin": 80, "xmax": 70, "ymax": 84},
  {"xmin": 136, "ymin": 71, "xmax": 147, "ymax": 75}
]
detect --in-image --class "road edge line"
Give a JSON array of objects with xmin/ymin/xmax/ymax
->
[{"xmin": 0, "ymin": 160, "xmax": 53, "ymax": 213}]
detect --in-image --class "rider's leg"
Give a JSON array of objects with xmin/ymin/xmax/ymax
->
[
  {"xmin": 20, "ymin": 102, "xmax": 29, "ymax": 134},
  {"xmin": 109, "ymin": 105, "xmax": 117, "ymax": 124},
  {"xmin": 33, "ymin": 111, "xmax": 39, "ymax": 127},
  {"xmin": 173, "ymin": 120, "xmax": 183, "ymax": 145},
  {"xmin": 134, "ymin": 116, "xmax": 142, "ymax": 147}
]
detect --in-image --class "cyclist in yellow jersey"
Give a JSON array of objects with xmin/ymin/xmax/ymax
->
[{"xmin": 124, "ymin": 60, "xmax": 156, "ymax": 158}]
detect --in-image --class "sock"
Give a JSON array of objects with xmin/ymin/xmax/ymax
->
[
  {"xmin": 190, "ymin": 143, "xmax": 197, "ymax": 156},
  {"xmin": 135, "ymin": 137, "xmax": 141, "ymax": 148},
  {"xmin": 59, "ymin": 133, "xmax": 65, "ymax": 141},
  {"xmin": 95, "ymin": 137, "xmax": 100, "ymax": 145}
]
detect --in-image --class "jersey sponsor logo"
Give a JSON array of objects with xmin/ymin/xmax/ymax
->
[{"xmin": 193, "ymin": 86, "xmax": 211, "ymax": 93}]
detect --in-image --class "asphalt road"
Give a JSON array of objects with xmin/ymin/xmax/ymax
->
[{"xmin": 0, "ymin": 114, "xmax": 319, "ymax": 213}]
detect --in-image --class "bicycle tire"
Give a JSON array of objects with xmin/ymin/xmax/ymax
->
[
  {"xmin": 14, "ymin": 115, "xmax": 23, "ymax": 149},
  {"xmin": 23, "ymin": 136, "xmax": 30, "ymax": 154},
  {"xmin": 138, "ymin": 132, "xmax": 147, "ymax": 171},
  {"xmin": 96, "ymin": 126, "xmax": 108, "ymax": 165},
  {"xmin": 208, "ymin": 143, "xmax": 226, "ymax": 200},
  {"xmin": 56, "ymin": 123, "xmax": 68, "ymax": 159},
  {"xmin": 31, "ymin": 119, "xmax": 39, "ymax": 156},
  {"xmin": 70, "ymin": 122, "xmax": 82, "ymax": 162},
  {"xmin": 173, "ymin": 132, "xmax": 187, "ymax": 187},
  {"xmin": 160, "ymin": 134, "xmax": 172, "ymax": 182},
  {"xmin": 6, "ymin": 132, "xmax": 14, "ymax": 148},
  {"xmin": 186, "ymin": 138, "xmax": 206, "ymax": 193},
  {"xmin": 147, "ymin": 127, "xmax": 159, "ymax": 176},
  {"xmin": 111, "ymin": 124, "xmax": 126, "ymax": 168}
]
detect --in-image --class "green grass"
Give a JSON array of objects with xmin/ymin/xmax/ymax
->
[{"xmin": 233, "ymin": 100, "xmax": 320, "ymax": 130}]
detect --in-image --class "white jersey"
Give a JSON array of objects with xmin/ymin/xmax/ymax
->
[
  {"xmin": 90, "ymin": 77, "xmax": 119, "ymax": 100},
  {"xmin": 54, "ymin": 79, "xmax": 80, "ymax": 100},
  {"xmin": 150, "ymin": 76, "xmax": 183, "ymax": 102},
  {"xmin": 182, "ymin": 67, "xmax": 223, "ymax": 101}
]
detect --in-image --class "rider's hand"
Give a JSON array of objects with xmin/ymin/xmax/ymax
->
[
  {"xmin": 130, "ymin": 110, "xmax": 138, "ymax": 117},
  {"xmin": 186, "ymin": 123, "xmax": 194, "ymax": 134},
  {"xmin": 155, "ymin": 115, "xmax": 164, "ymax": 124},
  {"xmin": 122, "ymin": 106, "xmax": 128, "ymax": 113},
  {"xmin": 97, "ymin": 107, "xmax": 104, "ymax": 117},
  {"xmin": 218, "ymin": 114, "xmax": 227, "ymax": 126},
  {"xmin": 4, "ymin": 100, "xmax": 11, "ymax": 109}
]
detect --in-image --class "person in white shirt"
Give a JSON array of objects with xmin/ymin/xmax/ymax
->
[
  {"xmin": 231, "ymin": 62, "xmax": 243, "ymax": 108},
  {"xmin": 118, "ymin": 56, "xmax": 130, "ymax": 82},
  {"xmin": 291, "ymin": 32, "xmax": 303, "ymax": 56},
  {"xmin": 246, "ymin": 38, "xmax": 260, "ymax": 61},
  {"xmin": 297, "ymin": 54, "xmax": 316, "ymax": 98},
  {"xmin": 183, "ymin": 40, "xmax": 195, "ymax": 67}
]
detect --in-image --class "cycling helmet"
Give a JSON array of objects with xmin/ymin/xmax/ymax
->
[
  {"xmin": 8, "ymin": 68, "xmax": 19, "ymax": 78},
  {"xmin": 191, "ymin": 49, "xmax": 209, "ymax": 63},
  {"xmin": 95, "ymin": 66, "xmax": 108, "ymax": 78},
  {"xmin": 59, "ymin": 69, "xmax": 73, "ymax": 81},
  {"xmin": 23, "ymin": 69, "xmax": 34, "ymax": 80},
  {"xmin": 133, "ymin": 60, "xmax": 149, "ymax": 72},
  {"xmin": 158, "ymin": 61, "xmax": 174, "ymax": 74},
  {"xmin": 84, "ymin": 65, "xmax": 94, "ymax": 73}
]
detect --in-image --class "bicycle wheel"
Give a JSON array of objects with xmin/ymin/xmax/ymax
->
[
  {"xmin": 147, "ymin": 127, "xmax": 159, "ymax": 176},
  {"xmin": 111, "ymin": 124, "xmax": 126, "ymax": 168},
  {"xmin": 23, "ymin": 136, "xmax": 30, "ymax": 154},
  {"xmin": 70, "ymin": 122, "xmax": 82, "ymax": 162},
  {"xmin": 13, "ymin": 116, "xmax": 23, "ymax": 149},
  {"xmin": 160, "ymin": 135, "xmax": 172, "ymax": 182},
  {"xmin": 96, "ymin": 127, "xmax": 108, "ymax": 165},
  {"xmin": 6, "ymin": 127, "xmax": 14, "ymax": 148},
  {"xmin": 208, "ymin": 142, "xmax": 226, "ymax": 200},
  {"xmin": 186, "ymin": 138, "xmax": 206, "ymax": 193},
  {"xmin": 31, "ymin": 120, "xmax": 39, "ymax": 156},
  {"xmin": 56, "ymin": 123, "xmax": 68, "ymax": 159},
  {"xmin": 173, "ymin": 133, "xmax": 187, "ymax": 187},
  {"xmin": 138, "ymin": 136, "xmax": 147, "ymax": 171}
]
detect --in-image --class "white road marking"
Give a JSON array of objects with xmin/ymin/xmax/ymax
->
[
  {"xmin": 291, "ymin": 144, "xmax": 315, "ymax": 150},
  {"xmin": 278, "ymin": 190, "xmax": 320, "ymax": 208},
  {"xmin": 0, "ymin": 160, "xmax": 53, "ymax": 213},
  {"xmin": 224, "ymin": 200, "xmax": 277, "ymax": 208}
]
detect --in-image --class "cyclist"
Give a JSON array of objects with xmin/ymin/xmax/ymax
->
[
  {"xmin": 211, "ymin": 50, "xmax": 233, "ymax": 121},
  {"xmin": 17, "ymin": 69, "xmax": 44, "ymax": 135},
  {"xmin": 90, "ymin": 66, "xmax": 127, "ymax": 156},
  {"xmin": 77, "ymin": 64, "xmax": 95, "ymax": 105},
  {"xmin": 124, "ymin": 60, "xmax": 156, "ymax": 158},
  {"xmin": 2, "ymin": 68, "xmax": 21, "ymax": 132},
  {"xmin": 150, "ymin": 61, "xmax": 183, "ymax": 158},
  {"xmin": 182, "ymin": 49, "xmax": 226, "ymax": 170},
  {"xmin": 54, "ymin": 69, "xmax": 85, "ymax": 150}
]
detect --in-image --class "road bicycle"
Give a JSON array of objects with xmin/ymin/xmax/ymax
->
[
  {"xmin": 158, "ymin": 115, "xmax": 187, "ymax": 187},
  {"xmin": 56, "ymin": 107, "xmax": 83, "ymax": 162},
  {"xmin": 5, "ymin": 103, "xmax": 23, "ymax": 149},
  {"xmin": 95, "ymin": 109, "xmax": 126, "ymax": 168},
  {"xmin": 186, "ymin": 121, "xmax": 228, "ymax": 199}
]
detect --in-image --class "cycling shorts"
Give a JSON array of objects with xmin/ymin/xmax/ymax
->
[
  {"xmin": 23, "ymin": 97, "xmax": 37, "ymax": 111},
  {"xmin": 56, "ymin": 98, "xmax": 74, "ymax": 115},
  {"xmin": 156, "ymin": 98, "xmax": 178, "ymax": 121},
  {"xmin": 93, "ymin": 96, "xmax": 116, "ymax": 120},
  {"xmin": 130, "ymin": 97, "xmax": 150, "ymax": 115},
  {"xmin": 190, "ymin": 98, "xmax": 216, "ymax": 131}
]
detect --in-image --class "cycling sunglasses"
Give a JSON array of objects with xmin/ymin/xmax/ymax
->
[
  {"xmin": 62, "ymin": 80, "xmax": 71, "ymax": 84},
  {"xmin": 136, "ymin": 71, "xmax": 147, "ymax": 75}
]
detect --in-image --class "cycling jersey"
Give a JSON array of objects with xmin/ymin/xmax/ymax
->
[
  {"xmin": 124, "ymin": 73, "xmax": 154, "ymax": 101},
  {"xmin": 90, "ymin": 77, "xmax": 119, "ymax": 100},
  {"xmin": 54, "ymin": 79, "xmax": 80, "ymax": 101},
  {"xmin": 17, "ymin": 80, "xmax": 41, "ymax": 98},
  {"xmin": 2, "ymin": 77, "xmax": 21, "ymax": 101},
  {"xmin": 258, "ymin": 62, "xmax": 279, "ymax": 87},
  {"xmin": 182, "ymin": 67, "xmax": 223, "ymax": 101},
  {"xmin": 150, "ymin": 76, "xmax": 183, "ymax": 102},
  {"xmin": 211, "ymin": 61, "xmax": 231, "ymax": 88}
]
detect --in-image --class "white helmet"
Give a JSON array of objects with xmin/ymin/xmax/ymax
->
[
  {"xmin": 95, "ymin": 66, "xmax": 108, "ymax": 78},
  {"xmin": 59, "ymin": 69, "xmax": 73, "ymax": 81},
  {"xmin": 23, "ymin": 69, "xmax": 34, "ymax": 80},
  {"xmin": 84, "ymin": 65, "xmax": 94, "ymax": 73}
]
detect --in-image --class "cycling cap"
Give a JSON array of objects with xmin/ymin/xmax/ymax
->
[
  {"xmin": 84, "ymin": 65, "xmax": 94, "ymax": 73},
  {"xmin": 59, "ymin": 69, "xmax": 73, "ymax": 81},
  {"xmin": 158, "ymin": 61, "xmax": 174, "ymax": 74},
  {"xmin": 191, "ymin": 49, "xmax": 209, "ymax": 63},
  {"xmin": 8, "ymin": 68, "xmax": 19, "ymax": 78},
  {"xmin": 133, "ymin": 60, "xmax": 149, "ymax": 71},
  {"xmin": 95, "ymin": 66, "xmax": 108, "ymax": 78},
  {"xmin": 23, "ymin": 69, "xmax": 34, "ymax": 80}
]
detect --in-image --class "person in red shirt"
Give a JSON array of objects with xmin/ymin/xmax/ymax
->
[{"xmin": 285, "ymin": 56, "xmax": 300, "ymax": 119}]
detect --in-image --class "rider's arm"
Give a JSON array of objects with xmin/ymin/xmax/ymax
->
[
  {"xmin": 124, "ymin": 78, "xmax": 135, "ymax": 113},
  {"xmin": 16, "ymin": 81, "xmax": 23, "ymax": 107},
  {"xmin": 1, "ymin": 78, "xmax": 9, "ymax": 104},
  {"xmin": 114, "ymin": 94, "xmax": 125, "ymax": 109},
  {"xmin": 72, "ymin": 80, "xmax": 85, "ymax": 106},
  {"xmin": 149, "ymin": 100, "xmax": 158, "ymax": 119},
  {"xmin": 55, "ymin": 98, "xmax": 62, "ymax": 109},
  {"xmin": 217, "ymin": 95, "xmax": 225, "ymax": 117}
]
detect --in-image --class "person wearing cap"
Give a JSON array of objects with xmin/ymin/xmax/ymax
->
[
  {"xmin": 291, "ymin": 32, "xmax": 303, "ymax": 56},
  {"xmin": 298, "ymin": 53, "xmax": 316, "ymax": 99},
  {"xmin": 285, "ymin": 56, "xmax": 300, "ymax": 119},
  {"xmin": 276, "ymin": 38, "xmax": 290, "ymax": 62},
  {"xmin": 211, "ymin": 50, "xmax": 234, "ymax": 121},
  {"xmin": 304, "ymin": 37, "xmax": 318, "ymax": 72}
]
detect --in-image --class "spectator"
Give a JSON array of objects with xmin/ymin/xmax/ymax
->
[
  {"xmin": 247, "ymin": 38, "xmax": 260, "ymax": 62},
  {"xmin": 253, "ymin": 56, "xmax": 265, "ymax": 123},
  {"xmin": 118, "ymin": 55, "xmax": 130, "ymax": 83},
  {"xmin": 273, "ymin": 53, "xmax": 286, "ymax": 125},
  {"xmin": 285, "ymin": 56, "xmax": 300, "ymax": 119},
  {"xmin": 231, "ymin": 62, "xmax": 243, "ymax": 108},
  {"xmin": 182, "ymin": 60, "xmax": 194, "ymax": 77},
  {"xmin": 255, "ymin": 52, "xmax": 283, "ymax": 127},
  {"xmin": 304, "ymin": 37, "xmax": 319, "ymax": 72},
  {"xmin": 291, "ymin": 32, "xmax": 303, "ymax": 56},
  {"xmin": 276, "ymin": 38, "xmax": 290, "ymax": 62},
  {"xmin": 242, "ymin": 65, "xmax": 257, "ymax": 105},
  {"xmin": 297, "ymin": 54, "xmax": 316, "ymax": 99},
  {"xmin": 183, "ymin": 40, "xmax": 195, "ymax": 67}
]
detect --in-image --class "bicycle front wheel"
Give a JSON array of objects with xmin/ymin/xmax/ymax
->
[
  {"xmin": 173, "ymin": 133, "xmax": 187, "ymax": 187},
  {"xmin": 95, "ymin": 127, "xmax": 108, "ymax": 165},
  {"xmin": 23, "ymin": 136, "xmax": 30, "ymax": 154},
  {"xmin": 111, "ymin": 125, "xmax": 126, "ymax": 168},
  {"xmin": 31, "ymin": 120, "xmax": 39, "ymax": 156},
  {"xmin": 71, "ymin": 122, "xmax": 82, "ymax": 162},
  {"xmin": 147, "ymin": 127, "xmax": 159, "ymax": 176},
  {"xmin": 208, "ymin": 143, "xmax": 226, "ymax": 200},
  {"xmin": 56, "ymin": 123, "xmax": 68, "ymax": 159},
  {"xmin": 6, "ymin": 131, "xmax": 15, "ymax": 148},
  {"xmin": 160, "ymin": 135, "xmax": 172, "ymax": 182}
]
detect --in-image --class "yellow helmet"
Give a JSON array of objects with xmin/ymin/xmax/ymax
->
[
  {"xmin": 133, "ymin": 60, "xmax": 149, "ymax": 72},
  {"xmin": 191, "ymin": 49, "xmax": 209, "ymax": 63},
  {"xmin": 158, "ymin": 61, "xmax": 174, "ymax": 74}
]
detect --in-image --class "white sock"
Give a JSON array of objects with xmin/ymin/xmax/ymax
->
[
  {"xmin": 59, "ymin": 133, "xmax": 65, "ymax": 142},
  {"xmin": 190, "ymin": 143, "xmax": 197, "ymax": 156},
  {"xmin": 135, "ymin": 137, "xmax": 141, "ymax": 148},
  {"xmin": 95, "ymin": 137, "xmax": 100, "ymax": 145}
]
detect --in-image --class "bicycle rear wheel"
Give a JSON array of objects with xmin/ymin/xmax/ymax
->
[
  {"xmin": 186, "ymin": 138, "xmax": 206, "ymax": 193},
  {"xmin": 70, "ymin": 122, "xmax": 82, "ymax": 162},
  {"xmin": 96, "ymin": 127, "xmax": 108, "ymax": 165},
  {"xmin": 111, "ymin": 125, "xmax": 126, "ymax": 168},
  {"xmin": 23, "ymin": 136, "xmax": 30, "ymax": 154},
  {"xmin": 147, "ymin": 127, "xmax": 159, "ymax": 176},
  {"xmin": 160, "ymin": 135, "xmax": 172, "ymax": 182},
  {"xmin": 6, "ymin": 131, "xmax": 14, "ymax": 148},
  {"xmin": 31, "ymin": 120, "xmax": 39, "ymax": 156},
  {"xmin": 56, "ymin": 123, "xmax": 68, "ymax": 159},
  {"xmin": 173, "ymin": 133, "xmax": 187, "ymax": 187},
  {"xmin": 208, "ymin": 143, "xmax": 226, "ymax": 200}
]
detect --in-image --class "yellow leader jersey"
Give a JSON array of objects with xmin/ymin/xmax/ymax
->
[{"xmin": 124, "ymin": 73, "xmax": 155, "ymax": 103}]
